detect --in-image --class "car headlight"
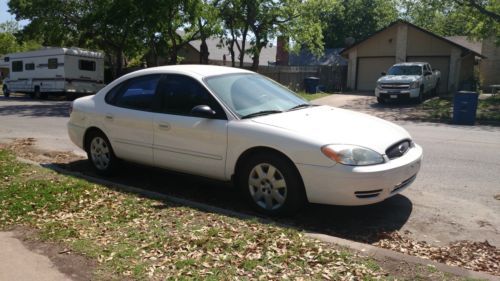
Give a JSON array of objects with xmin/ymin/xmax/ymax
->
[
  {"xmin": 409, "ymin": 81, "xmax": 420, "ymax": 89},
  {"xmin": 321, "ymin": 144, "xmax": 385, "ymax": 166}
]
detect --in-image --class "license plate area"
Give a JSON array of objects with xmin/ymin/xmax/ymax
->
[{"xmin": 390, "ymin": 95, "xmax": 398, "ymax": 98}]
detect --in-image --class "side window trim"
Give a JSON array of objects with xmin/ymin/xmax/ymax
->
[{"xmin": 158, "ymin": 74, "xmax": 227, "ymax": 120}]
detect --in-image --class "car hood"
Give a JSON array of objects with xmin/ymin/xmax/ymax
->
[
  {"xmin": 252, "ymin": 106, "xmax": 410, "ymax": 154},
  {"xmin": 378, "ymin": 75, "xmax": 421, "ymax": 84}
]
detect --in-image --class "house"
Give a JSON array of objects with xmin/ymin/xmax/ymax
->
[
  {"xmin": 340, "ymin": 20, "xmax": 483, "ymax": 93},
  {"xmin": 178, "ymin": 37, "xmax": 277, "ymax": 66},
  {"xmin": 446, "ymin": 36, "xmax": 500, "ymax": 91}
]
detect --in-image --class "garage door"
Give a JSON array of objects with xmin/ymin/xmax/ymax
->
[
  {"xmin": 356, "ymin": 57, "xmax": 395, "ymax": 91},
  {"xmin": 407, "ymin": 56, "xmax": 450, "ymax": 94}
]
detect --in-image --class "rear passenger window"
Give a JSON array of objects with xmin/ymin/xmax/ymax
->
[{"xmin": 113, "ymin": 75, "xmax": 161, "ymax": 111}]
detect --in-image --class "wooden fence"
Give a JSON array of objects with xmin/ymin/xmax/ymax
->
[{"xmin": 255, "ymin": 65, "xmax": 347, "ymax": 92}]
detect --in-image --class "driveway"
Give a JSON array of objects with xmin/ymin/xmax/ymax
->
[{"xmin": 1, "ymin": 93, "xmax": 499, "ymax": 249}]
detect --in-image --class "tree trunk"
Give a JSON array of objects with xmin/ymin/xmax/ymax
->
[
  {"xmin": 200, "ymin": 39, "xmax": 209, "ymax": 64},
  {"xmin": 238, "ymin": 27, "xmax": 249, "ymax": 67}
]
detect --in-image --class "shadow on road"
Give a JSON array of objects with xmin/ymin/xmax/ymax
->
[
  {"xmin": 0, "ymin": 96, "xmax": 70, "ymax": 118},
  {"xmin": 54, "ymin": 158, "xmax": 413, "ymax": 244}
]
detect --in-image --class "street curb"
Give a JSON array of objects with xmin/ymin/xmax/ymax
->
[{"xmin": 16, "ymin": 157, "xmax": 500, "ymax": 281}]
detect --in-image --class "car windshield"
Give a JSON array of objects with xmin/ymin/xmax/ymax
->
[
  {"xmin": 204, "ymin": 73, "xmax": 309, "ymax": 118},
  {"xmin": 387, "ymin": 65, "xmax": 422, "ymax": 76}
]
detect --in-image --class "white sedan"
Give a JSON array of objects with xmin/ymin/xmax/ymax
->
[{"xmin": 68, "ymin": 65, "xmax": 422, "ymax": 215}]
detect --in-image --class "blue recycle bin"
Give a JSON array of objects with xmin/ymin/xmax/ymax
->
[
  {"xmin": 453, "ymin": 91, "xmax": 479, "ymax": 125},
  {"xmin": 304, "ymin": 77, "xmax": 320, "ymax": 94}
]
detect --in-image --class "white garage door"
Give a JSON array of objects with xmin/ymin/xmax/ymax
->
[
  {"xmin": 356, "ymin": 57, "xmax": 395, "ymax": 91},
  {"xmin": 407, "ymin": 56, "xmax": 450, "ymax": 93}
]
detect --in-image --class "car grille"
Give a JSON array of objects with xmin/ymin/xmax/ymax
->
[
  {"xmin": 386, "ymin": 140, "xmax": 412, "ymax": 159},
  {"xmin": 354, "ymin": 189, "xmax": 383, "ymax": 199},
  {"xmin": 380, "ymin": 83, "xmax": 410, "ymax": 89}
]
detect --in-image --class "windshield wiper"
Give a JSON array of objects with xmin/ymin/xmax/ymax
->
[
  {"xmin": 287, "ymin": 103, "xmax": 312, "ymax": 111},
  {"xmin": 241, "ymin": 110, "xmax": 283, "ymax": 119}
]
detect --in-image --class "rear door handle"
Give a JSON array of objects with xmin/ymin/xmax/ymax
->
[
  {"xmin": 105, "ymin": 114, "xmax": 114, "ymax": 120},
  {"xmin": 158, "ymin": 122, "xmax": 170, "ymax": 130}
]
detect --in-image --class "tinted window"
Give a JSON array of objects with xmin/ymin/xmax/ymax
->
[
  {"xmin": 158, "ymin": 75, "xmax": 226, "ymax": 119},
  {"xmin": 25, "ymin": 63, "xmax": 35, "ymax": 70},
  {"xmin": 12, "ymin": 61, "xmax": 23, "ymax": 72},
  {"xmin": 114, "ymin": 74, "xmax": 161, "ymax": 111},
  {"xmin": 79, "ymin": 60, "xmax": 96, "ymax": 71},
  {"xmin": 48, "ymin": 58, "xmax": 58, "ymax": 69}
]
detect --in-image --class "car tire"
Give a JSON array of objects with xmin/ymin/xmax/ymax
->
[
  {"xmin": 85, "ymin": 130, "xmax": 117, "ymax": 176},
  {"xmin": 2, "ymin": 85, "xmax": 9, "ymax": 98},
  {"xmin": 416, "ymin": 87, "xmax": 424, "ymax": 104},
  {"xmin": 31, "ymin": 87, "xmax": 41, "ymax": 99},
  {"xmin": 238, "ymin": 152, "xmax": 306, "ymax": 216},
  {"xmin": 433, "ymin": 80, "xmax": 440, "ymax": 96},
  {"xmin": 377, "ymin": 97, "xmax": 385, "ymax": 104}
]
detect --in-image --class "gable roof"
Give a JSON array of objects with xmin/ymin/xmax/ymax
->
[
  {"xmin": 445, "ymin": 36, "xmax": 482, "ymax": 55},
  {"xmin": 340, "ymin": 19, "xmax": 484, "ymax": 58},
  {"xmin": 289, "ymin": 48, "xmax": 347, "ymax": 66}
]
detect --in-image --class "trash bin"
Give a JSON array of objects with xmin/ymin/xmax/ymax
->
[
  {"xmin": 304, "ymin": 77, "xmax": 320, "ymax": 93},
  {"xmin": 453, "ymin": 91, "xmax": 479, "ymax": 125}
]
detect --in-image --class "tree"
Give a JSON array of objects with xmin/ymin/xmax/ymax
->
[
  {"xmin": 0, "ymin": 20, "xmax": 41, "ymax": 55},
  {"xmin": 322, "ymin": 0, "xmax": 399, "ymax": 48}
]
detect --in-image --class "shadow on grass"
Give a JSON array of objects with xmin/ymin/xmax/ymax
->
[{"xmin": 48, "ymin": 158, "xmax": 413, "ymax": 244}]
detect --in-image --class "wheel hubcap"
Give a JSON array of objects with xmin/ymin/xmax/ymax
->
[
  {"xmin": 248, "ymin": 163, "xmax": 287, "ymax": 210},
  {"xmin": 90, "ymin": 137, "xmax": 110, "ymax": 170}
]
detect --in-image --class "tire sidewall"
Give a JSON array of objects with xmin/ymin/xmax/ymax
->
[
  {"xmin": 3, "ymin": 85, "xmax": 9, "ymax": 97},
  {"xmin": 237, "ymin": 152, "xmax": 305, "ymax": 216}
]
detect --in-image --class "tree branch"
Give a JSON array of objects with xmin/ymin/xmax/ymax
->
[{"xmin": 455, "ymin": 0, "xmax": 500, "ymax": 22}]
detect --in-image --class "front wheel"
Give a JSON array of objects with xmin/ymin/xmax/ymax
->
[
  {"xmin": 238, "ymin": 152, "xmax": 306, "ymax": 216},
  {"xmin": 86, "ymin": 131, "xmax": 117, "ymax": 176},
  {"xmin": 416, "ymin": 87, "xmax": 424, "ymax": 104},
  {"xmin": 377, "ymin": 97, "xmax": 385, "ymax": 104},
  {"xmin": 2, "ymin": 85, "xmax": 9, "ymax": 98}
]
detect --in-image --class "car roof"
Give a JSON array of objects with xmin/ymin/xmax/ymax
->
[{"xmin": 126, "ymin": 64, "xmax": 253, "ymax": 79}]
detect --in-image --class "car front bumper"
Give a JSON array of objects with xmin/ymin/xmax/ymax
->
[
  {"xmin": 297, "ymin": 144, "xmax": 423, "ymax": 206},
  {"xmin": 375, "ymin": 87, "xmax": 420, "ymax": 99}
]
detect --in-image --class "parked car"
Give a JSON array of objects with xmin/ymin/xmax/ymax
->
[
  {"xmin": 375, "ymin": 62, "xmax": 441, "ymax": 103},
  {"xmin": 68, "ymin": 65, "xmax": 423, "ymax": 215}
]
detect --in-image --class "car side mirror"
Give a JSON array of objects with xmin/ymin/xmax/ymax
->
[
  {"xmin": 381, "ymin": 72, "xmax": 386, "ymax": 76},
  {"xmin": 191, "ymin": 105, "xmax": 216, "ymax": 118},
  {"xmin": 424, "ymin": 71, "xmax": 432, "ymax": 76}
]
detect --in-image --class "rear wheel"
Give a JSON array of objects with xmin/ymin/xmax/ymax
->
[
  {"xmin": 2, "ymin": 85, "xmax": 9, "ymax": 98},
  {"xmin": 85, "ymin": 130, "xmax": 117, "ymax": 176},
  {"xmin": 30, "ymin": 86, "xmax": 41, "ymax": 99},
  {"xmin": 416, "ymin": 87, "xmax": 424, "ymax": 104},
  {"xmin": 238, "ymin": 152, "xmax": 305, "ymax": 216}
]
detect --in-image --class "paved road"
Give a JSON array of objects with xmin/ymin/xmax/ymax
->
[{"xmin": 1, "ymin": 94, "xmax": 499, "ymax": 247}]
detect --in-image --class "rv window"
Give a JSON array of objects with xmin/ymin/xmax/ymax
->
[
  {"xmin": 79, "ymin": 60, "xmax": 96, "ymax": 71},
  {"xmin": 48, "ymin": 58, "xmax": 58, "ymax": 69},
  {"xmin": 12, "ymin": 61, "xmax": 23, "ymax": 72},
  {"xmin": 25, "ymin": 63, "xmax": 35, "ymax": 71}
]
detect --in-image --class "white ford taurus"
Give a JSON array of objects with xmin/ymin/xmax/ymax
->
[{"xmin": 68, "ymin": 65, "xmax": 422, "ymax": 215}]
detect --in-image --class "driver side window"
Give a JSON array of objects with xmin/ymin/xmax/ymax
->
[{"xmin": 157, "ymin": 75, "xmax": 226, "ymax": 119}]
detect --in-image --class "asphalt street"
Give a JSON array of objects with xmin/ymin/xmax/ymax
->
[{"xmin": 0, "ymin": 94, "xmax": 499, "ymax": 247}]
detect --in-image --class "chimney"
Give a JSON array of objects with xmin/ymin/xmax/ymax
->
[{"xmin": 276, "ymin": 36, "xmax": 289, "ymax": 66}]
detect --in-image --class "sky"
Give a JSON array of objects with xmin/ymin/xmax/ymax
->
[{"xmin": 0, "ymin": 0, "xmax": 29, "ymax": 27}]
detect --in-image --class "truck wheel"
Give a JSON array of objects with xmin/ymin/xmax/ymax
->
[
  {"xmin": 377, "ymin": 97, "xmax": 385, "ymax": 104},
  {"xmin": 417, "ymin": 87, "xmax": 424, "ymax": 104},
  {"xmin": 433, "ymin": 80, "xmax": 440, "ymax": 96},
  {"xmin": 2, "ymin": 85, "xmax": 9, "ymax": 98},
  {"xmin": 238, "ymin": 151, "xmax": 306, "ymax": 216}
]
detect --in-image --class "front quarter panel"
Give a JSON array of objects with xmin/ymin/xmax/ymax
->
[{"xmin": 225, "ymin": 120, "xmax": 332, "ymax": 179}]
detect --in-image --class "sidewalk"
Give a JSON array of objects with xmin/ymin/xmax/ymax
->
[{"xmin": 0, "ymin": 232, "xmax": 72, "ymax": 281}]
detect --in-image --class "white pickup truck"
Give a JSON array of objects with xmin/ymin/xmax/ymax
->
[{"xmin": 375, "ymin": 62, "xmax": 441, "ymax": 103}]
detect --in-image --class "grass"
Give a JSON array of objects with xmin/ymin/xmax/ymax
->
[
  {"xmin": 296, "ymin": 91, "xmax": 331, "ymax": 101},
  {"xmin": 0, "ymin": 149, "xmax": 389, "ymax": 280},
  {"xmin": 422, "ymin": 94, "xmax": 500, "ymax": 122}
]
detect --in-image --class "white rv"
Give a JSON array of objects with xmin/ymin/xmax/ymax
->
[{"xmin": 1, "ymin": 47, "xmax": 105, "ymax": 99}]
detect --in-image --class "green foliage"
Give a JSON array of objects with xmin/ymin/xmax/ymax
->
[
  {"xmin": 0, "ymin": 20, "xmax": 41, "ymax": 55},
  {"xmin": 323, "ymin": 0, "xmax": 399, "ymax": 48}
]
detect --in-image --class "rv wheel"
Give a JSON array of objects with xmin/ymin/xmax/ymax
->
[
  {"xmin": 30, "ymin": 87, "xmax": 41, "ymax": 99},
  {"xmin": 2, "ymin": 85, "xmax": 9, "ymax": 98}
]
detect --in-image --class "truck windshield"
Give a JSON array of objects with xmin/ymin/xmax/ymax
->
[{"xmin": 387, "ymin": 65, "xmax": 422, "ymax": 76}]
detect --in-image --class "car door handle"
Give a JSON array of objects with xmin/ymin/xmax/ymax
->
[
  {"xmin": 105, "ymin": 114, "xmax": 114, "ymax": 120},
  {"xmin": 158, "ymin": 123, "xmax": 170, "ymax": 130}
]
